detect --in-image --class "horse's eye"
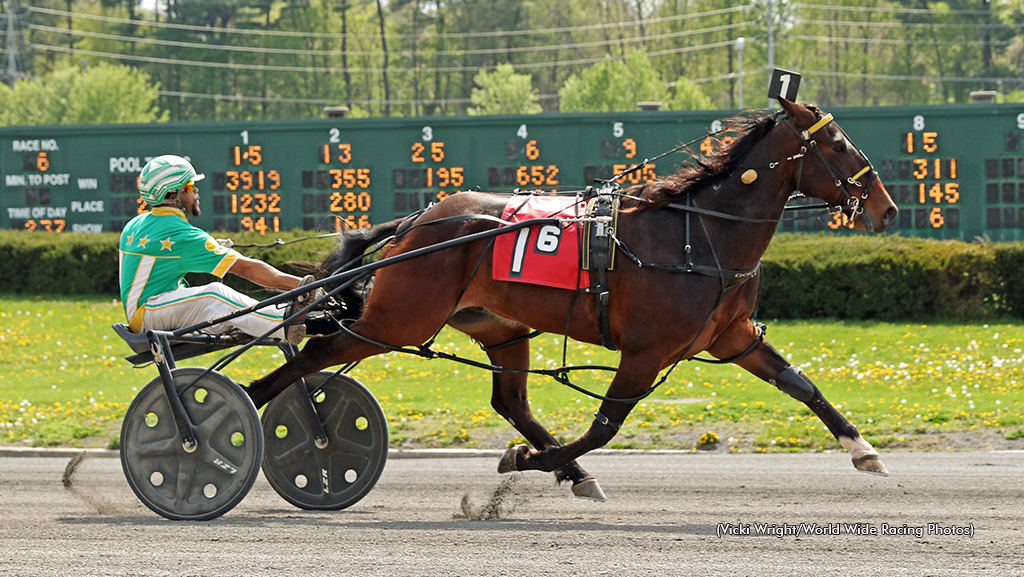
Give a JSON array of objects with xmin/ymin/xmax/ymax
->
[{"xmin": 833, "ymin": 142, "xmax": 847, "ymax": 153}]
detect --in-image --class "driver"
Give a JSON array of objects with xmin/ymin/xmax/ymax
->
[{"xmin": 118, "ymin": 154, "xmax": 309, "ymax": 345}]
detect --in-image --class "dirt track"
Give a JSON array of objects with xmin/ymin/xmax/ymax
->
[{"xmin": 1, "ymin": 450, "xmax": 1022, "ymax": 576}]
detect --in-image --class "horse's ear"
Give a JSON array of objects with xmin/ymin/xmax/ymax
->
[{"xmin": 776, "ymin": 96, "xmax": 814, "ymax": 123}]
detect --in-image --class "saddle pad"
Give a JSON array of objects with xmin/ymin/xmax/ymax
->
[{"xmin": 492, "ymin": 195, "xmax": 590, "ymax": 290}]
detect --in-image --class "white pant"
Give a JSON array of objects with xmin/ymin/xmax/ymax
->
[{"xmin": 138, "ymin": 282, "xmax": 286, "ymax": 340}]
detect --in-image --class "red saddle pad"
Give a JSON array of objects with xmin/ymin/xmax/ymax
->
[{"xmin": 492, "ymin": 195, "xmax": 590, "ymax": 290}]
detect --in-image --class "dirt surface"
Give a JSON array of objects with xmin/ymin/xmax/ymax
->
[{"xmin": 1, "ymin": 450, "xmax": 1023, "ymax": 576}]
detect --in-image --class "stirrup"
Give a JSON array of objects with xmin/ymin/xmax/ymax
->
[
  {"xmin": 284, "ymin": 322, "xmax": 306, "ymax": 346},
  {"xmin": 283, "ymin": 275, "xmax": 319, "ymax": 345},
  {"xmin": 295, "ymin": 274, "xmax": 326, "ymax": 305}
]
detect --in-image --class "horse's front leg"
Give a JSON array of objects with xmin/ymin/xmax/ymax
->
[
  {"xmin": 717, "ymin": 331, "xmax": 888, "ymax": 475},
  {"xmin": 501, "ymin": 351, "xmax": 663, "ymax": 490}
]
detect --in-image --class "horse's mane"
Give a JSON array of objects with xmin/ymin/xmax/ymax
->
[{"xmin": 624, "ymin": 109, "xmax": 784, "ymax": 212}]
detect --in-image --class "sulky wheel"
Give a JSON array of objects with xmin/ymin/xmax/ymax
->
[
  {"xmin": 120, "ymin": 367, "xmax": 263, "ymax": 521},
  {"xmin": 261, "ymin": 372, "xmax": 388, "ymax": 510}
]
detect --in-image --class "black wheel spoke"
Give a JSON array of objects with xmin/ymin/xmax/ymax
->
[
  {"xmin": 173, "ymin": 455, "xmax": 197, "ymax": 506},
  {"xmin": 193, "ymin": 398, "xmax": 229, "ymax": 432},
  {"xmin": 267, "ymin": 441, "xmax": 312, "ymax": 468},
  {"xmin": 323, "ymin": 434, "xmax": 376, "ymax": 459},
  {"xmin": 133, "ymin": 435, "xmax": 182, "ymax": 458}
]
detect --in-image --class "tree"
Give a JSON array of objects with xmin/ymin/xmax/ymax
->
[
  {"xmin": 665, "ymin": 77, "xmax": 713, "ymax": 111},
  {"xmin": 14, "ymin": 0, "xmax": 1024, "ymax": 118},
  {"xmin": 558, "ymin": 50, "xmax": 712, "ymax": 112},
  {"xmin": 466, "ymin": 63, "xmax": 542, "ymax": 115},
  {"xmin": 0, "ymin": 63, "xmax": 167, "ymax": 126},
  {"xmin": 0, "ymin": 76, "xmax": 67, "ymax": 126}
]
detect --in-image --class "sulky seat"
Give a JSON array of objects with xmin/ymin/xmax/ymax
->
[{"xmin": 111, "ymin": 323, "xmax": 268, "ymax": 366}]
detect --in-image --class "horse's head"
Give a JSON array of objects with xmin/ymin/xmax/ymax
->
[{"xmin": 777, "ymin": 98, "xmax": 898, "ymax": 233}]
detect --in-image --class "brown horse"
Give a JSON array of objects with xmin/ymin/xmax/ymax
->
[{"xmin": 248, "ymin": 98, "xmax": 899, "ymax": 500}]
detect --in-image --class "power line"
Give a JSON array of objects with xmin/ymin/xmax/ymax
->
[
  {"xmin": 156, "ymin": 89, "xmax": 475, "ymax": 107},
  {"xmin": 804, "ymin": 69, "xmax": 1024, "ymax": 84},
  {"xmin": 32, "ymin": 37, "xmax": 741, "ymax": 76},
  {"xmin": 797, "ymin": 18, "xmax": 1018, "ymax": 31},
  {"xmin": 789, "ymin": 34, "xmax": 1016, "ymax": 47},
  {"xmin": 24, "ymin": 4, "xmax": 749, "ymax": 41},
  {"xmin": 26, "ymin": 20, "xmax": 755, "ymax": 59},
  {"xmin": 793, "ymin": 3, "xmax": 999, "ymax": 17}
]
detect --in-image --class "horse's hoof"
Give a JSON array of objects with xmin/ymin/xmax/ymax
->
[
  {"xmin": 498, "ymin": 444, "xmax": 526, "ymax": 474},
  {"xmin": 571, "ymin": 478, "xmax": 607, "ymax": 502},
  {"xmin": 853, "ymin": 454, "xmax": 889, "ymax": 476}
]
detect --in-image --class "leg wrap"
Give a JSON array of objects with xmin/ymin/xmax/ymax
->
[
  {"xmin": 593, "ymin": 412, "xmax": 622, "ymax": 436},
  {"xmin": 769, "ymin": 365, "xmax": 816, "ymax": 403}
]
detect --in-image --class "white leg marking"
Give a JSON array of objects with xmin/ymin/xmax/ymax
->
[
  {"xmin": 840, "ymin": 435, "xmax": 889, "ymax": 475},
  {"xmin": 840, "ymin": 435, "xmax": 879, "ymax": 460}
]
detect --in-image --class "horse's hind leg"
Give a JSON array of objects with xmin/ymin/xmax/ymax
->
[
  {"xmin": 499, "ymin": 350, "xmax": 665, "ymax": 490},
  {"xmin": 247, "ymin": 321, "xmax": 393, "ymax": 408},
  {"xmin": 448, "ymin": 309, "xmax": 602, "ymax": 499},
  {"xmin": 716, "ymin": 328, "xmax": 888, "ymax": 475}
]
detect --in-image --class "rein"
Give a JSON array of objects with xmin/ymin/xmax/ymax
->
[
  {"xmin": 230, "ymin": 230, "xmax": 344, "ymax": 250},
  {"xmin": 612, "ymin": 108, "xmax": 879, "ymax": 281}
]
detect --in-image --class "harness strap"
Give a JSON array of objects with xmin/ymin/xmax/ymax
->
[
  {"xmin": 848, "ymin": 165, "xmax": 872, "ymax": 184},
  {"xmin": 664, "ymin": 201, "xmax": 780, "ymax": 224},
  {"xmin": 333, "ymin": 319, "xmax": 665, "ymax": 404},
  {"xmin": 801, "ymin": 112, "xmax": 834, "ymax": 139},
  {"xmin": 780, "ymin": 113, "xmax": 877, "ymax": 221},
  {"xmin": 613, "ymin": 236, "xmax": 761, "ymax": 281},
  {"xmin": 690, "ymin": 323, "xmax": 766, "ymax": 364},
  {"xmin": 477, "ymin": 329, "xmax": 543, "ymax": 352}
]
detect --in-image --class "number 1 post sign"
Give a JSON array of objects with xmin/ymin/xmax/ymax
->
[{"xmin": 768, "ymin": 68, "xmax": 802, "ymax": 101}]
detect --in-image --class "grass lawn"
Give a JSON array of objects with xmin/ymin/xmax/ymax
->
[{"xmin": 1, "ymin": 294, "xmax": 1022, "ymax": 453}]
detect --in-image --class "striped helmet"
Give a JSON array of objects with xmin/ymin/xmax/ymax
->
[{"xmin": 138, "ymin": 155, "xmax": 206, "ymax": 205}]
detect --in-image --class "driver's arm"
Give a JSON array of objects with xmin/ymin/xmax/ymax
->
[{"xmin": 227, "ymin": 256, "xmax": 301, "ymax": 291}]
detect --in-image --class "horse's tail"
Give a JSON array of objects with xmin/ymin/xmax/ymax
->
[{"xmin": 318, "ymin": 218, "xmax": 402, "ymax": 318}]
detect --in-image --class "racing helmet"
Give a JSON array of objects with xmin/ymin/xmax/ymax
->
[{"xmin": 138, "ymin": 155, "xmax": 206, "ymax": 205}]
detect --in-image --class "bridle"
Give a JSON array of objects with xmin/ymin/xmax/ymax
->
[{"xmin": 779, "ymin": 111, "xmax": 878, "ymax": 221}]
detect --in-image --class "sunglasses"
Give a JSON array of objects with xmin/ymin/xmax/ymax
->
[{"xmin": 183, "ymin": 181, "xmax": 198, "ymax": 194}]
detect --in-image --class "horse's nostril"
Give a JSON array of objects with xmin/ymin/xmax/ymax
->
[{"xmin": 883, "ymin": 206, "xmax": 898, "ymax": 224}]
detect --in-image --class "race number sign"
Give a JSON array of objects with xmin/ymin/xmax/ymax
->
[{"xmin": 768, "ymin": 68, "xmax": 802, "ymax": 101}]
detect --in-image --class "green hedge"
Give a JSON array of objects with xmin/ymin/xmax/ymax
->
[
  {"xmin": 0, "ymin": 229, "xmax": 339, "ymax": 299},
  {"xmin": 1, "ymin": 229, "xmax": 1022, "ymax": 320},
  {"xmin": 759, "ymin": 234, "xmax": 1009, "ymax": 320},
  {"xmin": 0, "ymin": 230, "xmax": 122, "ymax": 296}
]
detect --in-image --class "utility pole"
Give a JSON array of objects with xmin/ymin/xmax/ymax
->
[
  {"xmin": 766, "ymin": 0, "xmax": 775, "ymax": 72},
  {"xmin": 3, "ymin": 0, "xmax": 25, "ymax": 88},
  {"xmin": 735, "ymin": 37, "xmax": 745, "ymax": 109},
  {"xmin": 766, "ymin": 0, "xmax": 776, "ymax": 107}
]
